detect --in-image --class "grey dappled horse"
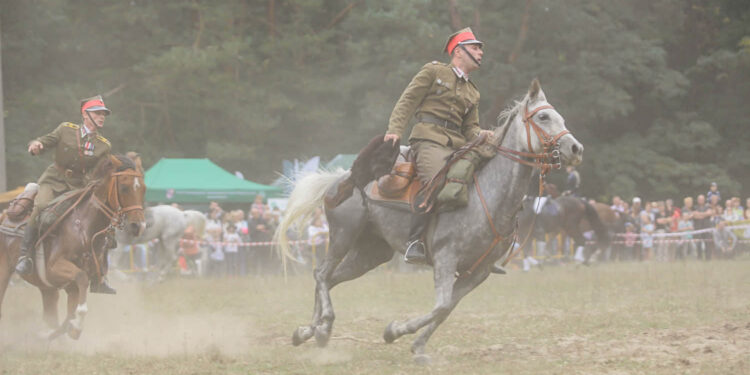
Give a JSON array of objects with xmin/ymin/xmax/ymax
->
[
  {"xmin": 275, "ymin": 79, "xmax": 583, "ymax": 361},
  {"xmin": 115, "ymin": 205, "xmax": 206, "ymax": 274}
]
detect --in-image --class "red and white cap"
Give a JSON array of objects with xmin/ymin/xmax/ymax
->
[
  {"xmin": 444, "ymin": 27, "xmax": 483, "ymax": 54},
  {"xmin": 80, "ymin": 95, "xmax": 111, "ymax": 116}
]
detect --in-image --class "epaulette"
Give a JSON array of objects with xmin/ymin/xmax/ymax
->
[
  {"xmin": 63, "ymin": 122, "xmax": 80, "ymax": 129},
  {"xmin": 96, "ymin": 135, "xmax": 111, "ymax": 146}
]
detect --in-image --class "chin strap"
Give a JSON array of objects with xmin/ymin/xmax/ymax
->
[
  {"xmin": 86, "ymin": 111, "xmax": 102, "ymax": 129},
  {"xmin": 459, "ymin": 44, "xmax": 481, "ymax": 68}
]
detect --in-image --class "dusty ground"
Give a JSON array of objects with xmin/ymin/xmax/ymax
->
[{"xmin": 1, "ymin": 260, "xmax": 749, "ymax": 374}]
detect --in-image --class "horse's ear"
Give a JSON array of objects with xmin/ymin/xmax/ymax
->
[{"xmin": 528, "ymin": 78, "xmax": 547, "ymax": 103}]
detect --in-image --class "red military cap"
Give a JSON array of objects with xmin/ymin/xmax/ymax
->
[
  {"xmin": 444, "ymin": 27, "xmax": 484, "ymax": 54},
  {"xmin": 80, "ymin": 95, "xmax": 111, "ymax": 116}
]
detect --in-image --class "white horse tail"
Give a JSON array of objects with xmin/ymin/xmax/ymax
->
[{"xmin": 274, "ymin": 170, "xmax": 348, "ymax": 265}]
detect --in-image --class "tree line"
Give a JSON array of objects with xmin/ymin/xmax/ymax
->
[{"xmin": 2, "ymin": 0, "xmax": 749, "ymax": 201}]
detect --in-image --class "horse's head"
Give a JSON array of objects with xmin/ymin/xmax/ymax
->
[
  {"xmin": 497, "ymin": 79, "xmax": 583, "ymax": 168},
  {"xmin": 93, "ymin": 155, "xmax": 147, "ymax": 237}
]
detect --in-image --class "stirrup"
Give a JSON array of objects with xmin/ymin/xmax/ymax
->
[
  {"xmin": 404, "ymin": 240, "xmax": 427, "ymax": 265},
  {"xmin": 490, "ymin": 264, "xmax": 507, "ymax": 275}
]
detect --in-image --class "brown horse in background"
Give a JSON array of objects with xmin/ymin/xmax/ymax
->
[
  {"xmin": 0, "ymin": 155, "xmax": 145, "ymax": 340},
  {"xmin": 518, "ymin": 184, "xmax": 610, "ymax": 264}
]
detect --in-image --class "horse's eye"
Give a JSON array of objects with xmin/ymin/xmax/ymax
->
[{"xmin": 539, "ymin": 113, "xmax": 549, "ymax": 121}]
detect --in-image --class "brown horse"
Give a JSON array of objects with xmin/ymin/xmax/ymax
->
[
  {"xmin": 518, "ymin": 193, "xmax": 610, "ymax": 264},
  {"xmin": 0, "ymin": 154, "xmax": 145, "ymax": 339}
]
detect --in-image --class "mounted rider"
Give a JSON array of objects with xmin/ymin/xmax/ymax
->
[
  {"xmin": 383, "ymin": 28, "xmax": 494, "ymax": 266},
  {"xmin": 564, "ymin": 165, "xmax": 580, "ymax": 197},
  {"xmin": 15, "ymin": 95, "xmax": 117, "ymax": 294}
]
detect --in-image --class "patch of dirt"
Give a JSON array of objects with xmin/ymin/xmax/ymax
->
[
  {"xmin": 467, "ymin": 322, "xmax": 750, "ymax": 371},
  {"xmin": 0, "ymin": 283, "xmax": 256, "ymax": 357}
]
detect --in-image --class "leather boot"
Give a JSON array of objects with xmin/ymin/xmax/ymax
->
[
  {"xmin": 90, "ymin": 278, "xmax": 117, "ymax": 294},
  {"xmin": 15, "ymin": 224, "xmax": 38, "ymax": 275},
  {"xmin": 404, "ymin": 213, "xmax": 430, "ymax": 265}
]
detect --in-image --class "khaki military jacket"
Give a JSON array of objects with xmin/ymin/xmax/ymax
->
[
  {"xmin": 386, "ymin": 61, "xmax": 481, "ymax": 149},
  {"xmin": 34, "ymin": 122, "xmax": 112, "ymax": 193}
]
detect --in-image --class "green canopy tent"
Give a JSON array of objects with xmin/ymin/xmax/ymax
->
[{"xmin": 144, "ymin": 158, "xmax": 283, "ymax": 203}]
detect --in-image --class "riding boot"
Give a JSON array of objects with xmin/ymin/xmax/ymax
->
[
  {"xmin": 90, "ymin": 277, "xmax": 117, "ymax": 294},
  {"xmin": 15, "ymin": 223, "xmax": 38, "ymax": 275},
  {"xmin": 404, "ymin": 213, "xmax": 430, "ymax": 265}
]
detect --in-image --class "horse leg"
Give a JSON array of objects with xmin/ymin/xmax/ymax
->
[
  {"xmin": 40, "ymin": 288, "xmax": 60, "ymax": 329},
  {"xmin": 293, "ymin": 235, "xmax": 393, "ymax": 347},
  {"xmin": 383, "ymin": 257, "xmax": 458, "ymax": 345},
  {"xmin": 409, "ymin": 269, "xmax": 490, "ymax": 361},
  {"xmin": 47, "ymin": 259, "xmax": 88, "ymax": 339}
]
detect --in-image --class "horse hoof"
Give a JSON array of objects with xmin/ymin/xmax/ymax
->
[
  {"xmin": 67, "ymin": 327, "xmax": 82, "ymax": 340},
  {"xmin": 292, "ymin": 328, "xmax": 305, "ymax": 346},
  {"xmin": 314, "ymin": 327, "xmax": 330, "ymax": 348},
  {"xmin": 383, "ymin": 321, "xmax": 397, "ymax": 344},
  {"xmin": 413, "ymin": 353, "xmax": 431, "ymax": 365}
]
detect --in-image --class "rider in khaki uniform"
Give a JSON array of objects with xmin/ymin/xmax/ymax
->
[
  {"xmin": 384, "ymin": 28, "xmax": 494, "ymax": 265},
  {"xmin": 15, "ymin": 95, "xmax": 117, "ymax": 294}
]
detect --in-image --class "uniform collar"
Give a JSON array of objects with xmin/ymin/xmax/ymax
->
[
  {"xmin": 80, "ymin": 124, "xmax": 97, "ymax": 138},
  {"xmin": 451, "ymin": 65, "xmax": 469, "ymax": 82}
]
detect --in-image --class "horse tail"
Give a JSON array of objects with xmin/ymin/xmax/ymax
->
[
  {"xmin": 583, "ymin": 201, "xmax": 610, "ymax": 247},
  {"xmin": 273, "ymin": 170, "xmax": 349, "ymax": 265},
  {"xmin": 183, "ymin": 210, "xmax": 206, "ymax": 239}
]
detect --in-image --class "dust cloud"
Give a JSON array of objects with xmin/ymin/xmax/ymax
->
[{"xmin": 0, "ymin": 279, "xmax": 255, "ymax": 357}]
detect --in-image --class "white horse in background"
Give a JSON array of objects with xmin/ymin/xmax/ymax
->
[{"xmin": 115, "ymin": 205, "xmax": 206, "ymax": 274}]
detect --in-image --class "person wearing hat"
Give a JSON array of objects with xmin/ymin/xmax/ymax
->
[
  {"xmin": 15, "ymin": 95, "xmax": 117, "ymax": 294},
  {"xmin": 383, "ymin": 27, "xmax": 494, "ymax": 266}
]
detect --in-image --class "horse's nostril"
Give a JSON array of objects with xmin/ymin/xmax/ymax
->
[{"xmin": 572, "ymin": 144, "xmax": 581, "ymax": 155}]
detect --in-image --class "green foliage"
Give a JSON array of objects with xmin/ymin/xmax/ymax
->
[{"xmin": 1, "ymin": 0, "xmax": 749, "ymax": 201}]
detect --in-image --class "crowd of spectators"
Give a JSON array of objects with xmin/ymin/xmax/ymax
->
[
  {"xmin": 605, "ymin": 182, "xmax": 746, "ymax": 262},
  {"xmin": 171, "ymin": 195, "xmax": 328, "ymax": 277}
]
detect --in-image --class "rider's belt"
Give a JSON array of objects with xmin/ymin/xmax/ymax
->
[
  {"xmin": 55, "ymin": 163, "xmax": 84, "ymax": 179},
  {"xmin": 416, "ymin": 113, "xmax": 461, "ymax": 132}
]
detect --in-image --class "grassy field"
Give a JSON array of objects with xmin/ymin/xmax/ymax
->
[{"xmin": 1, "ymin": 259, "xmax": 749, "ymax": 374}]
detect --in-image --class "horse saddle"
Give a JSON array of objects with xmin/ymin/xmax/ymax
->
[
  {"xmin": 0, "ymin": 183, "xmax": 39, "ymax": 231},
  {"xmin": 367, "ymin": 146, "xmax": 423, "ymax": 208}
]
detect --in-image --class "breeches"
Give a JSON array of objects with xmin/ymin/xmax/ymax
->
[
  {"xmin": 411, "ymin": 140, "xmax": 454, "ymax": 184},
  {"xmin": 28, "ymin": 183, "xmax": 58, "ymax": 226}
]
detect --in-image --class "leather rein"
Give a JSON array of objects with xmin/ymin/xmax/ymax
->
[{"xmin": 461, "ymin": 103, "xmax": 569, "ymax": 277}]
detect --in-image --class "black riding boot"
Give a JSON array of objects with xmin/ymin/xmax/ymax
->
[
  {"xmin": 15, "ymin": 224, "xmax": 38, "ymax": 275},
  {"xmin": 90, "ymin": 277, "xmax": 117, "ymax": 294},
  {"xmin": 404, "ymin": 213, "xmax": 430, "ymax": 265},
  {"xmin": 90, "ymin": 245, "xmax": 116, "ymax": 294}
]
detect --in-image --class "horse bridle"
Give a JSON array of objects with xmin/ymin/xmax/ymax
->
[
  {"xmin": 91, "ymin": 169, "xmax": 145, "ymax": 229},
  {"xmin": 462, "ymin": 103, "xmax": 570, "ymax": 277},
  {"xmin": 495, "ymin": 104, "xmax": 569, "ymax": 181}
]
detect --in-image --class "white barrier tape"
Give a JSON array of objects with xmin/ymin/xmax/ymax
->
[
  {"xmin": 612, "ymin": 223, "xmax": 750, "ymax": 239},
  {"xmin": 145, "ymin": 238, "xmax": 329, "ymax": 247}
]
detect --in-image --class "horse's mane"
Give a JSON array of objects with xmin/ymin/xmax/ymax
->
[
  {"xmin": 493, "ymin": 94, "xmax": 529, "ymax": 144},
  {"xmin": 91, "ymin": 154, "xmax": 138, "ymax": 182}
]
